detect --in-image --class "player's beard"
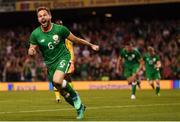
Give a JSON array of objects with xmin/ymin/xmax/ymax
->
[{"xmin": 41, "ymin": 19, "xmax": 51, "ymax": 28}]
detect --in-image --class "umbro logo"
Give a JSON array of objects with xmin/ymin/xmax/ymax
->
[{"xmin": 40, "ymin": 39, "xmax": 45, "ymax": 42}]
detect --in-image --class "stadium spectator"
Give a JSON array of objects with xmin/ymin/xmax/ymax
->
[{"xmin": 0, "ymin": 19, "xmax": 179, "ymax": 81}]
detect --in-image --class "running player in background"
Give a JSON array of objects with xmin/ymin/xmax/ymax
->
[
  {"xmin": 143, "ymin": 46, "xmax": 161, "ymax": 96},
  {"xmin": 28, "ymin": 6, "xmax": 99, "ymax": 120},
  {"xmin": 53, "ymin": 19, "xmax": 75, "ymax": 103},
  {"xmin": 116, "ymin": 42, "xmax": 143, "ymax": 99}
]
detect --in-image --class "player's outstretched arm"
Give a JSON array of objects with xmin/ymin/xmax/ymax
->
[
  {"xmin": 28, "ymin": 44, "xmax": 38, "ymax": 56},
  {"xmin": 67, "ymin": 32, "xmax": 99, "ymax": 51}
]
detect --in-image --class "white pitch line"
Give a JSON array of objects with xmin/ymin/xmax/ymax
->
[
  {"xmin": 88, "ymin": 103, "xmax": 180, "ymax": 109},
  {"xmin": 0, "ymin": 103, "xmax": 180, "ymax": 114}
]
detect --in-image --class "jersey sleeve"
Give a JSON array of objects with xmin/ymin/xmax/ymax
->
[
  {"xmin": 156, "ymin": 55, "xmax": 160, "ymax": 61},
  {"xmin": 143, "ymin": 53, "xmax": 147, "ymax": 60},
  {"xmin": 29, "ymin": 31, "xmax": 38, "ymax": 45},
  {"xmin": 61, "ymin": 25, "xmax": 70, "ymax": 39},
  {"xmin": 65, "ymin": 39, "xmax": 75, "ymax": 61}
]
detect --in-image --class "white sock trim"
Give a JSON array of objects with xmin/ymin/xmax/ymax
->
[
  {"xmin": 132, "ymin": 82, "xmax": 137, "ymax": 85},
  {"xmin": 62, "ymin": 80, "xmax": 67, "ymax": 88}
]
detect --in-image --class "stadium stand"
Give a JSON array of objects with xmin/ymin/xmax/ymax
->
[{"xmin": 0, "ymin": 0, "xmax": 179, "ymax": 82}]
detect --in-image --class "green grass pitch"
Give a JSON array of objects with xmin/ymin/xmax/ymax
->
[{"xmin": 0, "ymin": 89, "xmax": 180, "ymax": 121}]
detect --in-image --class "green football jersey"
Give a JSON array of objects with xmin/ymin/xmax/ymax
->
[
  {"xmin": 120, "ymin": 48, "xmax": 141, "ymax": 67},
  {"xmin": 143, "ymin": 53, "xmax": 160, "ymax": 72},
  {"xmin": 29, "ymin": 23, "xmax": 70, "ymax": 68}
]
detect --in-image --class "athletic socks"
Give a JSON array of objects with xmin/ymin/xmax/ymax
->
[
  {"xmin": 132, "ymin": 82, "xmax": 137, "ymax": 95},
  {"xmin": 136, "ymin": 80, "xmax": 141, "ymax": 89},
  {"xmin": 156, "ymin": 85, "xmax": 160, "ymax": 95},
  {"xmin": 64, "ymin": 93, "xmax": 74, "ymax": 107},
  {"xmin": 62, "ymin": 80, "xmax": 77, "ymax": 98}
]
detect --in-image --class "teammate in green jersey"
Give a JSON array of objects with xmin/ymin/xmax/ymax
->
[
  {"xmin": 143, "ymin": 46, "xmax": 161, "ymax": 96},
  {"xmin": 28, "ymin": 6, "xmax": 99, "ymax": 120},
  {"xmin": 116, "ymin": 42, "xmax": 143, "ymax": 99}
]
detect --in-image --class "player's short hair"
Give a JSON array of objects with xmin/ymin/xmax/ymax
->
[
  {"xmin": 125, "ymin": 41, "xmax": 134, "ymax": 47},
  {"xmin": 36, "ymin": 6, "xmax": 51, "ymax": 16},
  {"xmin": 147, "ymin": 46, "xmax": 154, "ymax": 52}
]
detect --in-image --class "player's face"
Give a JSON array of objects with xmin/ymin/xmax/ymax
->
[
  {"xmin": 37, "ymin": 10, "xmax": 51, "ymax": 28},
  {"xmin": 125, "ymin": 45, "xmax": 133, "ymax": 52},
  {"xmin": 149, "ymin": 49, "xmax": 155, "ymax": 56}
]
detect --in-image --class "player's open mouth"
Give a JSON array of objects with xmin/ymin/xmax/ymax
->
[
  {"xmin": 42, "ymin": 20, "xmax": 46, "ymax": 24},
  {"xmin": 41, "ymin": 20, "xmax": 48, "ymax": 27}
]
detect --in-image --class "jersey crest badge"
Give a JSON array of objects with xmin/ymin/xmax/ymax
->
[
  {"xmin": 53, "ymin": 34, "xmax": 60, "ymax": 44},
  {"xmin": 153, "ymin": 58, "xmax": 156, "ymax": 62},
  {"xmin": 132, "ymin": 54, "xmax": 135, "ymax": 58}
]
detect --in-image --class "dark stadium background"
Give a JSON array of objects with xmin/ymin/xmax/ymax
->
[
  {"xmin": 0, "ymin": 1, "xmax": 180, "ymax": 81},
  {"xmin": 0, "ymin": 2, "xmax": 180, "ymax": 26}
]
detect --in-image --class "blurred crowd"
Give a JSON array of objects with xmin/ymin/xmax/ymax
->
[{"xmin": 0, "ymin": 18, "xmax": 180, "ymax": 82}]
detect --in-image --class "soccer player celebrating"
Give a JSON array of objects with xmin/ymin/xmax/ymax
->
[
  {"xmin": 143, "ymin": 46, "xmax": 161, "ymax": 96},
  {"xmin": 116, "ymin": 42, "xmax": 143, "ymax": 99},
  {"xmin": 28, "ymin": 6, "xmax": 99, "ymax": 120},
  {"xmin": 53, "ymin": 19, "xmax": 75, "ymax": 103}
]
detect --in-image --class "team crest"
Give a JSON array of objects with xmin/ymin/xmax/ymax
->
[
  {"xmin": 149, "ymin": 60, "xmax": 153, "ymax": 65},
  {"xmin": 153, "ymin": 58, "xmax": 156, "ymax": 62},
  {"xmin": 132, "ymin": 54, "xmax": 135, "ymax": 58},
  {"xmin": 53, "ymin": 35, "xmax": 60, "ymax": 44}
]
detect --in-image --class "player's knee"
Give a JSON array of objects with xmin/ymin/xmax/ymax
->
[
  {"xmin": 53, "ymin": 77, "xmax": 63, "ymax": 84},
  {"xmin": 53, "ymin": 70, "xmax": 65, "ymax": 84},
  {"xmin": 132, "ymin": 80, "xmax": 136, "ymax": 83},
  {"xmin": 156, "ymin": 80, "xmax": 160, "ymax": 85},
  {"xmin": 149, "ymin": 82, "xmax": 153, "ymax": 85},
  {"xmin": 53, "ymin": 75, "xmax": 64, "ymax": 86}
]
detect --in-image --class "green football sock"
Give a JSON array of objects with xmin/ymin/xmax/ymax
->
[
  {"xmin": 132, "ymin": 82, "xmax": 137, "ymax": 95},
  {"xmin": 156, "ymin": 86, "xmax": 160, "ymax": 94},
  {"xmin": 62, "ymin": 80, "xmax": 77, "ymax": 98},
  {"xmin": 64, "ymin": 94, "xmax": 74, "ymax": 107},
  {"xmin": 60, "ymin": 90, "xmax": 74, "ymax": 107}
]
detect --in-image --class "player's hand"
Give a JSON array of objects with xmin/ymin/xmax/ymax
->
[
  {"xmin": 28, "ymin": 48, "xmax": 36, "ymax": 56},
  {"xmin": 91, "ymin": 44, "xmax": 99, "ymax": 51},
  {"xmin": 155, "ymin": 64, "xmax": 161, "ymax": 70},
  {"xmin": 155, "ymin": 61, "xmax": 161, "ymax": 70}
]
